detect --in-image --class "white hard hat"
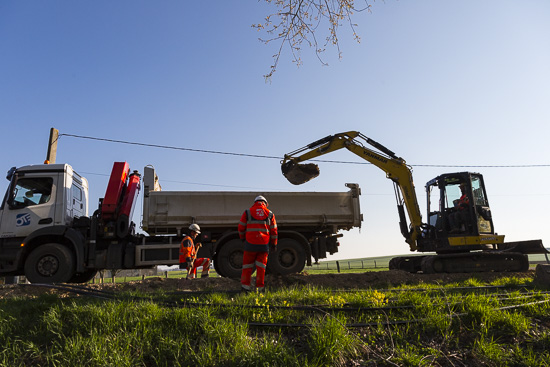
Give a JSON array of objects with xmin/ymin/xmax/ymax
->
[
  {"xmin": 254, "ymin": 195, "xmax": 267, "ymax": 204},
  {"xmin": 189, "ymin": 223, "xmax": 201, "ymax": 234}
]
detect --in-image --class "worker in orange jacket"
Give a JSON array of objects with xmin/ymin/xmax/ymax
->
[
  {"xmin": 238, "ymin": 195, "xmax": 278, "ymax": 292},
  {"xmin": 179, "ymin": 224, "xmax": 210, "ymax": 279}
]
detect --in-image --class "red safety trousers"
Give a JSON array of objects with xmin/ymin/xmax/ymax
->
[
  {"xmin": 241, "ymin": 252, "xmax": 269, "ymax": 290},
  {"xmin": 187, "ymin": 257, "xmax": 211, "ymax": 279}
]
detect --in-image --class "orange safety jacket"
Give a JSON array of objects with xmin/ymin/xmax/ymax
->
[
  {"xmin": 238, "ymin": 201, "xmax": 277, "ymax": 252},
  {"xmin": 457, "ymin": 194, "xmax": 469, "ymax": 210},
  {"xmin": 179, "ymin": 235, "xmax": 196, "ymax": 263}
]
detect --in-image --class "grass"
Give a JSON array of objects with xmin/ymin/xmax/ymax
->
[{"xmin": 1, "ymin": 274, "xmax": 549, "ymax": 366}]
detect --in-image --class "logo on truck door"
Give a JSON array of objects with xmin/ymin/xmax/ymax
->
[{"xmin": 16, "ymin": 213, "xmax": 31, "ymax": 227}]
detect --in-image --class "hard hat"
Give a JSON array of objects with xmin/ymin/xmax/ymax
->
[
  {"xmin": 254, "ymin": 195, "xmax": 267, "ymax": 204},
  {"xmin": 189, "ymin": 223, "xmax": 201, "ymax": 234}
]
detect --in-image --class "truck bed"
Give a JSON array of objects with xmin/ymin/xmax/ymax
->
[{"xmin": 141, "ymin": 168, "xmax": 362, "ymax": 236}]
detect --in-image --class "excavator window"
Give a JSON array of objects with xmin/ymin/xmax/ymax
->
[
  {"xmin": 471, "ymin": 176, "xmax": 488, "ymax": 206},
  {"xmin": 446, "ymin": 184, "xmax": 463, "ymax": 209}
]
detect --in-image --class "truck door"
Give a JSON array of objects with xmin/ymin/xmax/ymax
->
[
  {"xmin": 70, "ymin": 182, "xmax": 85, "ymax": 218},
  {"xmin": 0, "ymin": 173, "xmax": 58, "ymax": 238}
]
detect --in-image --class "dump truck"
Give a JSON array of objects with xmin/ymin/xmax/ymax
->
[
  {"xmin": 141, "ymin": 166, "xmax": 362, "ymax": 278},
  {"xmin": 0, "ymin": 161, "xmax": 362, "ymax": 283},
  {"xmin": 281, "ymin": 131, "xmax": 549, "ymax": 273}
]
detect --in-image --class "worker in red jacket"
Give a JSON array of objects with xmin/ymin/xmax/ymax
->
[
  {"xmin": 238, "ymin": 195, "xmax": 278, "ymax": 292},
  {"xmin": 449, "ymin": 183, "xmax": 471, "ymax": 233},
  {"xmin": 179, "ymin": 224, "xmax": 210, "ymax": 279}
]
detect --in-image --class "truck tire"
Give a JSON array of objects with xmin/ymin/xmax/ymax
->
[
  {"xmin": 216, "ymin": 239, "xmax": 244, "ymax": 279},
  {"xmin": 69, "ymin": 270, "xmax": 98, "ymax": 283},
  {"xmin": 268, "ymin": 238, "xmax": 306, "ymax": 275},
  {"xmin": 24, "ymin": 243, "xmax": 75, "ymax": 283}
]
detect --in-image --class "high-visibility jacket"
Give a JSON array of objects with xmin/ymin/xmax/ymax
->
[
  {"xmin": 457, "ymin": 194, "xmax": 469, "ymax": 211},
  {"xmin": 179, "ymin": 235, "xmax": 196, "ymax": 264},
  {"xmin": 238, "ymin": 201, "xmax": 277, "ymax": 252}
]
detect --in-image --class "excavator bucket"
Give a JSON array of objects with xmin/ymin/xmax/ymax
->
[{"xmin": 281, "ymin": 161, "xmax": 320, "ymax": 185}]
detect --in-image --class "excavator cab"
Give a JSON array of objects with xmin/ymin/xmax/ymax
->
[{"xmin": 425, "ymin": 172, "xmax": 495, "ymax": 240}]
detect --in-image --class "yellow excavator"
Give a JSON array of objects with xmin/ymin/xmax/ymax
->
[{"xmin": 281, "ymin": 131, "xmax": 548, "ymax": 273}]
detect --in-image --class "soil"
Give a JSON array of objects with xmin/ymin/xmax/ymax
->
[{"xmin": 0, "ymin": 270, "xmax": 537, "ymax": 300}]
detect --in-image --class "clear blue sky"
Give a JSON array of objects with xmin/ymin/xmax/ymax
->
[{"xmin": 1, "ymin": 1, "xmax": 549, "ymax": 259}]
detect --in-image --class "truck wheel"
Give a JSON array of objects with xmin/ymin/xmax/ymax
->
[
  {"xmin": 69, "ymin": 270, "xmax": 98, "ymax": 283},
  {"xmin": 269, "ymin": 238, "xmax": 306, "ymax": 275},
  {"xmin": 216, "ymin": 239, "xmax": 244, "ymax": 279},
  {"xmin": 24, "ymin": 243, "xmax": 75, "ymax": 283}
]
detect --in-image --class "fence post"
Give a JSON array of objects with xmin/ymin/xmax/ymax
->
[
  {"xmin": 165, "ymin": 271, "xmax": 168, "ymax": 279},
  {"xmin": 336, "ymin": 261, "xmax": 341, "ymax": 273},
  {"xmin": 374, "ymin": 261, "xmax": 377, "ymax": 269},
  {"xmin": 142, "ymin": 274, "xmax": 145, "ymax": 281},
  {"xmin": 361, "ymin": 260, "xmax": 364, "ymax": 269}
]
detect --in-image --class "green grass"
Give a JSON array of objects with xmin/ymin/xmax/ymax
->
[{"xmin": 1, "ymin": 275, "xmax": 550, "ymax": 366}]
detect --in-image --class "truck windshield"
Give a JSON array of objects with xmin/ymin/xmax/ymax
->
[{"xmin": 10, "ymin": 177, "xmax": 53, "ymax": 207}]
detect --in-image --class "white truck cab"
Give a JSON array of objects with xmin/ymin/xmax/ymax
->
[{"xmin": 0, "ymin": 164, "xmax": 88, "ymax": 239}]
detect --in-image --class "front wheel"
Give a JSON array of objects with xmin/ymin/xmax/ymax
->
[{"xmin": 24, "ymin": 243, "xmax": 75, "ymax": 283}]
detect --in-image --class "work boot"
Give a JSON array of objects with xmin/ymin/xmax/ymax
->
[
  {"xmin": 256, "ymin": 287, "xmax": 265, "ymax": 293},
  {"xmin": 201, "ymin": 273, "xmax": 209, "ymax": 278},
  {"xmin": 241, "ymin": 286, "xmax": 251, "ymax": 293}
]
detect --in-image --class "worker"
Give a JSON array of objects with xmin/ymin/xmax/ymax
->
[
  {"xmin": 449, "ymin": 183, "xmax": 470, "ymax": 233},
  {"xmin": 238, "ymin": 195, "xmax": 278, "ymax": 292},
  {"xmin": 179, "ymin": 223, "xmax": 211, "ymax": 279}
]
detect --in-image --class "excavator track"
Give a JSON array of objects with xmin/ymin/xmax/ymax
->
[{"xmin": 390, "ymin": 252, "xmax": 530, "ymax": 274}]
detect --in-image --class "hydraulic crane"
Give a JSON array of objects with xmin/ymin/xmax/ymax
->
[{"xmin": 282, "ymin": 131, "xmax": 548, "ymax": 273}]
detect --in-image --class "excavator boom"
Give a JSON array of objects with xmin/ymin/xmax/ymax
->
[{"xmin": 282, "ymin": 131, "xmax": 423, "ymax": 251}]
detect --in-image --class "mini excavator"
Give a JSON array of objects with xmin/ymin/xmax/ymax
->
[{"xmin": 281, "ymin": 131, "xmax": 548, "ymax": 273}]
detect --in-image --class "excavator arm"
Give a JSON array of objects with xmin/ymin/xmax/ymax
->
[{"xmin": 282, "ymin": 131, "xmax": 423, "ymax": 251}]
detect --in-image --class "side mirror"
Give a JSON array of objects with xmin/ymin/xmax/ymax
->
[{"xmin": 6, "ymin": 167, "xmax": 16, "ymax": 181}]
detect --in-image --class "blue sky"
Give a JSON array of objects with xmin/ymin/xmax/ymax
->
[{"xmin": 1, "ymin": 1, "xmax": 549, "ymax": 259}]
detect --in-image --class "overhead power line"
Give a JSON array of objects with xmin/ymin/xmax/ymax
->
[
  {"xmin": 60, "ymin": 133, "xmax": 550, "ymax": 168},
  {"xmin": 61, "ymin": 133, "xmax": 279, "ymax": 160}
]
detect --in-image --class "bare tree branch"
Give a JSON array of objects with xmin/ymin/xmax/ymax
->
[{"xmin": 254, "ymin": 0, "xmax": 372, "ymax": 80}]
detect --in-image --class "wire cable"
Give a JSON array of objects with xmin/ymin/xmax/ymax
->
[{"xmin": 60, "ymin": 133, "xmax": 550, "ymax": 168}]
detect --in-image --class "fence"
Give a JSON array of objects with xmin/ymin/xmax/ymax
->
[{"xmin": 308, "ymin": 260, "xmax": 388, "ymax": 273}]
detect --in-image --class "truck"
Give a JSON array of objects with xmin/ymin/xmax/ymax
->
[
  {"xmin": 0, "ymin": 161, "xmax": 362, "ymax": 283},
  {"xmin": 141, "ymin": 166, "xmax": 361, "ymax": 278},
  {"xmin": 281, "ymin": 131, "xmax": 549, "ymax": 273}
]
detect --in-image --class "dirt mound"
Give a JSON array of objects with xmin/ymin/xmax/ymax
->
[{"xmin": 0, "ymin": 270, "xmax": 536, "ymax": 299}]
